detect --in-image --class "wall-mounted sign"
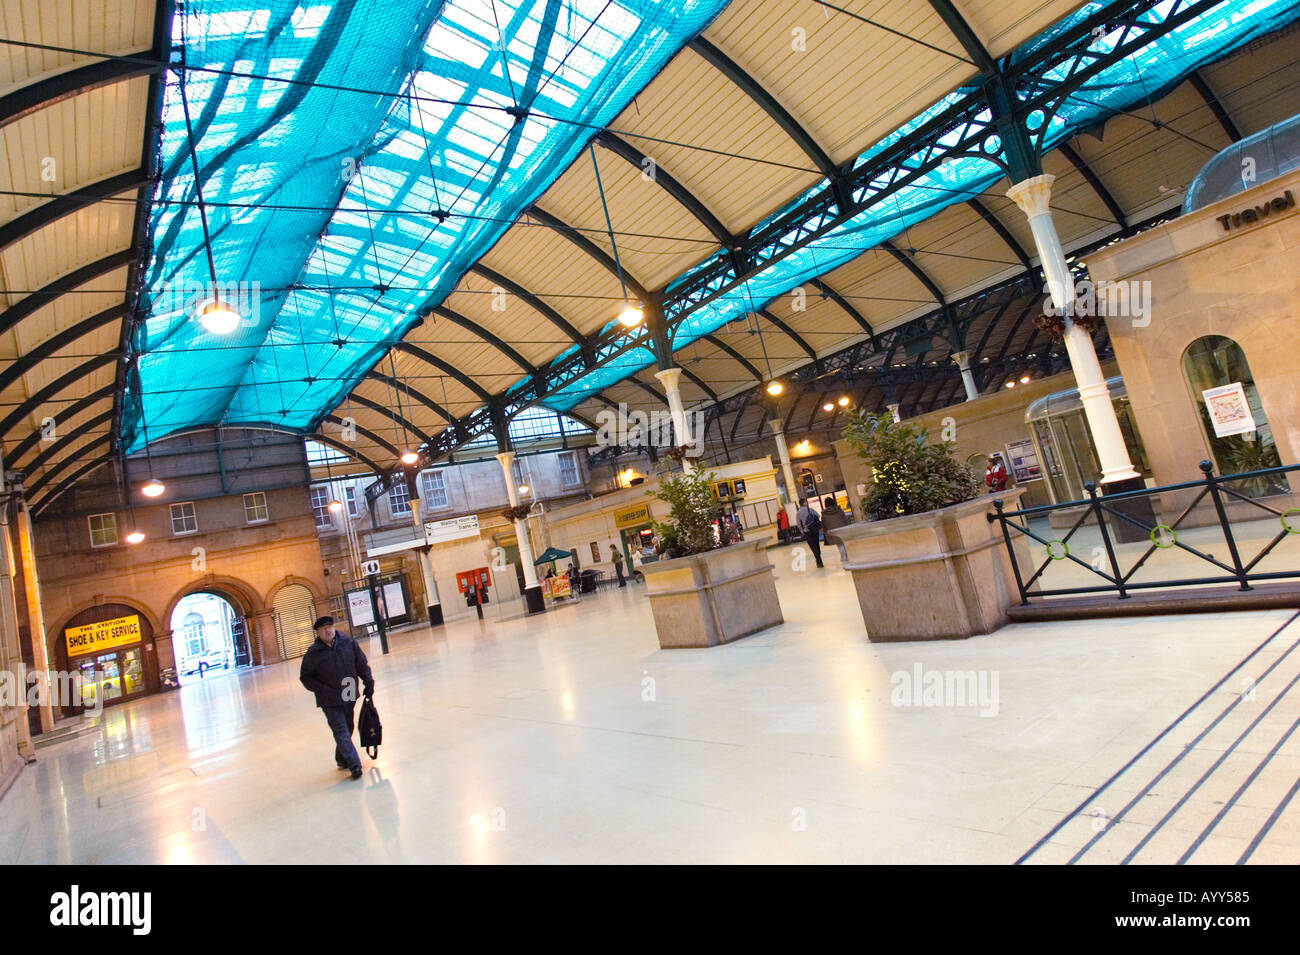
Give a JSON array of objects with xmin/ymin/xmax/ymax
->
[
  {"xmin": 424, "ymin": 514, "xmax": 480, "ymax": 545},
  {"xmin": 1004, "ymin": 438, "xmax": 1042, "ymax": 484},
  {"xmin": 1215, "ymin": 190, "xmax": 1294, "ymax": 232},
  {"xmin": 65, "ymin": 614, "xmax": 141, "ymax": 657},
  {"xmin": 362, "ymin": 559, "xmax": 381, "ymax": 576},
  {"xmin": 1203, "ymin": 382, "xmax": 1256, "ymax": 437},
  {"xmin": 713, "ymin": 480, "xmax": 733, "ymax": 498},
  {"xmin": 732, "ymin": 478, "xmax": 746, "ymax": 495},
  {"xmin": 613, "ymin": 503, "xmax": 651, "ymax": 529},
  {"xmin": 345, "ymin": 588, "xmax": 375, "ymax": 628}
]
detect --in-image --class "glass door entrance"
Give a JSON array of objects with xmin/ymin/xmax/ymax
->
[{"xmin": 76, "ymin": 647, "xmax": 147, "ymax": 710}]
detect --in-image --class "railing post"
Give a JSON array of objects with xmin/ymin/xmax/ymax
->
[
  {"xmin": 1201, "ymin": 460, "xmax": 1252, "ymax": 592},
  {"xmin": 991, "ymin": 498, "xmax": 1030, "ymax": 606},
  {"xmin": 1086, "ymin": 481, "xmax": 1127, "ymax": 599}
]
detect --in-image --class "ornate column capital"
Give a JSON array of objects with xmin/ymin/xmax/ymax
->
[
  {"xmin": 653, "ymin": 367, "xmax": 684, "ymax": 392},
  {"xmin": 1006, "ymin": 173, "xmax": 1055, "ymax": 219}
]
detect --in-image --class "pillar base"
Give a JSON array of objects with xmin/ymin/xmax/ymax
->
[
  {"xmin": 427, "ymin": 604, "xmax": 443, "ymax": 627},
  {"xmin": 1101, "ymin": 475, "xmax": 1157, "ymax": 544},
  {"xmin": 523, "ymin": 586, "xmax": 546, "ymax": 614}
]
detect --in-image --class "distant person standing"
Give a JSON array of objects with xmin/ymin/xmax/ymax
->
[
  {"xmin": 986, "ymin": 452, "xmax": 1009, "ymax": 493},
  {"xmin": 776, "ymin": 507, "xmax": 790, "ymax": 544},
  {"xmin": 610, "ymin": 542, "xmax": 626, "ymax": 587},
  {"xmin": 298, "ymin": 616, "xmax": 374, "ymax": 780},
  {"xmin": 795, "ymin": 499, "xmax": 824, "ymax": 568},
  {"xmin": 821, "ymin": 496, "xmax": 848, "ymax": 545}
]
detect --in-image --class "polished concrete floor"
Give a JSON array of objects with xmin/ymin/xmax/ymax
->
[{"xmin": 3, "ymin": 545, "xmax": 1298, "ymax": 864}]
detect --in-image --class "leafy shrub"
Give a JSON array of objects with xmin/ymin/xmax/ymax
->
[
  {"xmin": 649, "ymin": 468, "xmax": 719, "ymax": 558},
  {"xmin": 841, "ymin": 410, "xmax": 979, "ymax": 520}
]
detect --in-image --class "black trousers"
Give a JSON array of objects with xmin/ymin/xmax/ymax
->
[
  {"xmin": 614, "ymin": 561, "xmax": 626, "ymax": 586},
  {"xmin": 803, "ymin": 530, "xmax": 824, "ymax": 568}
]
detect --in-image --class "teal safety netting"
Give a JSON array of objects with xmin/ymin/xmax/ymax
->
[
  {"xmin": 122, "ymin": 0, "xmax": 731, "ymax": 451},
  {"xmin": 541, "ymin": 0, "xmax": 1300, "ymax": 411}
]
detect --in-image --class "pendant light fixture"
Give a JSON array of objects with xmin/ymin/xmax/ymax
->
[
  {"xmin": 177, "ymin": 37, "xmax": 242, "ymax": 336},
  {"xmin": 139, "ymin": 413, "xmax": 165, "ymax": 498},
  {"xmin": 590, "ymin": 144, "xmax": 642, "ymax": 327}
]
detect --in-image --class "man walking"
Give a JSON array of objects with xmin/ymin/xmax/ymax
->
[
  {"xmin": 299, "ymin": 615, "xmax": 374, "ymax": 779},
  {"xmin": 795, "ymin": 498, "xmax": 824, "ymax": 568},
  {"xmin": 610, "ymin": 542, "xmax": 626, "ymax": 587}
]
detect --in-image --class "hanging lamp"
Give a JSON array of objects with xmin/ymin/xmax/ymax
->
[
  {"xmin": 177, "ymin": 36, "xmax": 242, "ymax": 335},
  {"xmin": 590, "ymin": 144, "xmax": 642, "ymax": 327}
]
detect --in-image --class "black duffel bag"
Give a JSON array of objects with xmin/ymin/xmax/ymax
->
[{"xmin": 358, "ymin": 695, "xmax": 382, "ymax": 759}]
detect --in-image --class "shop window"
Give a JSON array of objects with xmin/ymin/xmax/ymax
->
[
  {"xmin": 88, "ymin": 512, "xmax": 117, "ymax": 548},
  {"xmin": 170, "ymin": 502, "xmax": 198, "ymax": 535},
  {"xmin": 309, "ymin": 486, "xmax": 332, "ymax": 528},
  {"xmin": 389, "ymin": 480, "xmax": 411, "ymax": 517},
  {"xmin": 1181, "ymin": 336, "xmax": 1289, "ymax": 497},
  {"xmin": 243, "ymin": 492, "xmax": 268, "ymax": 523},
  {"xmin": 558, "ymin": 451, "xmax": 580, "ymax": 488},
  {"xmin": 421, "ymin": 470, "xmax": 450, "ymax": 510}
]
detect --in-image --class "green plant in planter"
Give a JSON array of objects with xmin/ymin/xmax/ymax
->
[
  {"xmin": 841, "ymin": 409, "xmax": 980, "ymax": 520},
  {"xmin": 648, "ymin": 468, "xmax": 720, "ymax": 558}
]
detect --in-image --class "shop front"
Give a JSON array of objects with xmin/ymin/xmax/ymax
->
[{"xmin": 57, "ymin": 604, "xmax": 158, "ymax": 714}]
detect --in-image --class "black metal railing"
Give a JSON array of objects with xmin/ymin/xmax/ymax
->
[{"xmin": 989, "ymin": 460, "xmax": 1300, "ymax": 604}]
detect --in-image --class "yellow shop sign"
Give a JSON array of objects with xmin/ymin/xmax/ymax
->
[
  {"xmin": 613, "ymin": 503, "xmax": 651, "ymax": 529},
  {"xmin": 65, "ymin": 614, "xmax": 142, "ymax": 657}
]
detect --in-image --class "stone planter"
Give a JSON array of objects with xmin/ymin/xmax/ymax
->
[
  {"xmin": 835, "ymin": 490, "xmax": 1027, "ymax": 642},
  {"xmin": 640, "ymin": 538, "xmax": 783, "ymax": 648}
]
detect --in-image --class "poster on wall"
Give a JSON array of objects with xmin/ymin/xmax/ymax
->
[
  {"xmin": 1202, "ymin": 382, "xmax": 1256, "ymax": 437},
  {"xmin": 345, "ymin": 588, "xmax": 374, "ymax": 628},
  {"xmin": 382, "ymin": 581, "xmax": 406, "ymax": 618},
  {"xmin": 1004, "ymin": 438, "xmax": 1042, "ymax": 483}
]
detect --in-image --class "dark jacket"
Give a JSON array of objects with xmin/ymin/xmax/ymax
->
[{"xmin": 299, "ymin": 632, "xmax": 374, "ymax": 708}]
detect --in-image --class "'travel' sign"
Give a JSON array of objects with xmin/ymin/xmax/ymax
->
[
  {"xmin": 65, "ymin": 614, "xmax": 141, "ymax": 657},
  {"xmin": 1216, "ymin": 190, "xmax": 1294, "ymax": 232}
]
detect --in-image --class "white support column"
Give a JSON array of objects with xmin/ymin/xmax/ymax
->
[
  {"xmin": 496, "ymin": 451, "xmax": 544, "ymax": 613},
  {"xmin": 951, "ymin": 351, "xmax": 979, "ymax": 402},
  {"xmin": 653, "ymin": 367, "xmax": 694, "ymax": 472},
  {"xmin": 886, "ymin": 403, "xmax": 901, "ymax": 423},
  {"xmin": 1006, "ymin": 174, "xmax": 1140, "ymax": 485},
  {"xmin": 408, "ymin": 497, "xmax": 442, "ymax": 626},
  {"xmin": 768, "ymin": 419, "xmax": 799, "ymax": 519}
]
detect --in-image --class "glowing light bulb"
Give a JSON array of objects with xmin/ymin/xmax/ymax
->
[
  {"xmin": 126, "ymin": 530, "xmax": 145, "ymax": 544},
  {"xmin": 837, "ymin": 396, "xmax": 850, "ymax": 407},
  {"xmin": 765, "ymin": 380, "xmax": 784, "ymax": 397},
  {"xmin": 327, "ymin": 499, "xmax": 343, "ymax": 513},
  {"xmin": 199, "ymin": 298, "xmax": 241, "ymax": 334},
  {"xmin": 141, "ymin": 479, "xmax": 165, "ymax": 497},
  {"xmin": 822, "ymin": 402, "xmax": 834, "ymax": 412},
  {"xmin": 400, "ymin": 450, "xmax": 419, "ymax": 466},
  {"xmin": 1005, "ymin": 380, "xmax": 1016, "ymax": 389},
  {"xmin": 618, "ymin": 303, "xmax": 643, "ymax": 327},
  {"xmin": 1020, "ymin": 375, "xmax": 1031, "ymax": 384}
]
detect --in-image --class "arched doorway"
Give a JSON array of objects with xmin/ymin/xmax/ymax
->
[
  {"xmin": 1181, "ymin": 335, "xmax": 1290, "ymax": 497},
  {"xmin": 169, "ymin": 593, "xmax": 250, "ymax": 686}
]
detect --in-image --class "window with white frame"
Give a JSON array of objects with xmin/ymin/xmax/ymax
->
[
  {"xmin": 170, "ymin": 502, "xmax": 198, "ymax": 535},
  {"xmin": 421, "ymin": 470, "xmax": 449, "ymax": 510},
  {"xmin": 310, "ymin": 486, "xmax": 333, "ymax": 528},
  {"xmin": 344, "ymin": 485, "xmax": 358, "ymax": 517},
  {"xmin": 88, "ymin": 513, "xmax": 117, "ymax": 548},
  {"xmin": 558, "ymin": 451, "xmax": 580, "ymax": 488},
  {"xmin": 243, "ymin": 492, "xmax": 268, "ymax": 523},
  {"xmin": 389, "ymin": 480, "xmax": 411, "ymax": 517}
]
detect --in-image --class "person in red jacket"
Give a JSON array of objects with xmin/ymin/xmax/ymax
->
[
  {"xmin": 985, "ymin": 452, "xmax": 1009, "ymax": 493},
  {"xmin": 776, "ymin": 506, "xmax": 790, "ymax": 544}
]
